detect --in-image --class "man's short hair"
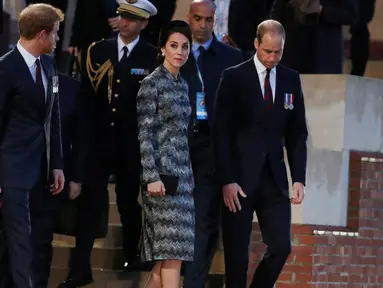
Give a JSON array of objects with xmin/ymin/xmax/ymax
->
[
  {"xmin": 18, "ymin": 3, "xmax": 65, "ymax": 40},
  {"xmin": 256, "ymin": 20, "xmax": 285, "ymax": 43}
]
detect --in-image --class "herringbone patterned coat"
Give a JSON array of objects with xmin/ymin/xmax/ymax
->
[{"xmin": 137, "ymin": 65, "xmax": 195, "ymax": 261}]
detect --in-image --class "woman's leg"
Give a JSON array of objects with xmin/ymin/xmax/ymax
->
[
  {"xmin": 160, "ymin": 260, "xmax": 182, "ymax": 288},
  {"xmin": 145, "ymin": 261, "xmax": 162, "ymax": 288}
]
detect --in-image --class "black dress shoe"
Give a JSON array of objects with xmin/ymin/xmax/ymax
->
[{"xmin": 56, "ymin": 274, "xmax": 94, "ymax": 288}]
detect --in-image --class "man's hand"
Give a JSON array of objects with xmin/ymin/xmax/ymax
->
[
  {"xmin": 51, "ymin": 169, "xmax": 65, "ymax": 195},
  {"xmin": 223, "ymin": 183, "xmax": 247, "ymax": 213},
  {"xmin": 108, "ymin": 17, "xmax": 120, "ymax": 31},
  {"xmin": 290, "ymin": 182, "xmax": 305, "ymax": 204},
  {"xmin": 69, "ymin": 181, "xmax": 82, "ymax": 200},
  {"xmin": 68, "ymin": 47, "xmax": 79, "ymax": 57}
]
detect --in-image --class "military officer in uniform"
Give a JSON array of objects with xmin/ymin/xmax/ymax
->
[{"xmin": 57, "ymin": 0, "xmax": 158, "ymax": 286}]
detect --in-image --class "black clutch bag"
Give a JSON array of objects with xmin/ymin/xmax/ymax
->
[{"xmin": 160, "ymin": 174, "xmax": 179, "ymax": 196}]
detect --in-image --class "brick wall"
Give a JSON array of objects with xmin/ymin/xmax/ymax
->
[{"xmin": 247, "ymin": 151, "xmax": 383, "ymax": 287}]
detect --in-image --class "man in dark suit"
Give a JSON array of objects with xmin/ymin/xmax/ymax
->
[
  {"xmin": 30, "ymin": 73, "xmax": 80, "ymax": 288},
  {"xmin": 57, "ymin": 0, "xmax": 158, "ymax": 286},
  {"xmin": 181, "ymin": 1, "xmax": 242, "ymax": 287},
  {"xmin": 213, "ymin": 20, "xmax": 308, "ymax": 288},
  {"xmin": 0, "ymin": 4, "xmax": 65, "ymax": 287}
]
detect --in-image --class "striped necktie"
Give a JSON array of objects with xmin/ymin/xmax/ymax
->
[{"xmin": 264, "ymin": 68, "xmax": 273, "ymax": 111}]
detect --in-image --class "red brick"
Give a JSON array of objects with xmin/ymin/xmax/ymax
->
[
  {"xmin": 296, "ymin": 235, "xmax": 316, "ymax": 245},
  {"xmin": 347, "ymin": 207, "xmax": 359, "ymax": 218},
  {"xmin": 347, "ymin": 219, "xmax": 359, "ymax": 230},
  {"xmin": 349, "ymin": 179, "xmax": 361, "ymax": 190},
  {"xmin": 295, "ymin": 273, "xmax": 313, "ymax": 282},
  {"xmin": 283, "ymin": 264, "xmax": 312, "ymax": 274},
  {"xmin": 292, "ymin": 225, "xmax": 314, "ymax": 235},
  {"xmin": 286, "ymin": 253, "xmax": 295, "ymax": 264},
  {"xmin": 277, "ymin": 272, "xmax": 293, "ymax": 282},
  {"xmin": 250, "ymin": 243, "xmax": 266, "ymax": 253},
  {"xmin": 295, "ymin": 253, "xmax": 312, "ymax": 264},
  {"xmin": 292, "ymin": 245, "xmax": 314, "ymax": 254},
  {"xmin": 276, "ymin": 283, "xmax": 312, "ymax": 288}
]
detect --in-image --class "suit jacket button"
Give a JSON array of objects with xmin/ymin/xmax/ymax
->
[
  {"xmin": 111, "ymin": 122, "xmax": 115, "ymax": 127},
  {"xmin": 114, "ymin": 94, "xmax": 119, "ymax": 98},
  {"xmin": 116, "ymin": 79, "xmax": 120, "ymax": 83},
  {"xmin": 112, "ymin": 108, "xmax": 116, "ymax": 112}
]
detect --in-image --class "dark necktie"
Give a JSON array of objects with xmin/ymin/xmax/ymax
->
[
  {"xmin": 264, "ymin": 68, "xmax": 273, "ymax": 111},
  {"xmin": 35, "ymin": 59, "xmax": 45, "ymax": 105},
  {"xmin": 120, "ymin": 46, "xmax": 129, "ymax": 62},
  {"xmin": 197, "ymin": 46, "xmax": 205, "ymax": 69}
]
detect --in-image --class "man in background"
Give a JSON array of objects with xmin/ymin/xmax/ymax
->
[{"xmin": 181, "ymin": 1, "xmax": 242, "ymax": 287}]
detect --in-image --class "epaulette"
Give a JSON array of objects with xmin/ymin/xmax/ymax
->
[{"xmin": 86, "ymin": 38, "xmax": 114, "ymax": 103}]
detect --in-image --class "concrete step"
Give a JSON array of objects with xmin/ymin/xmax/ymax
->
[
  {"xmin": 48, "ymin": 268, "xmax": 151, "ymax": 288},
  {"xmin": 343, "ymin": 59, "xmax": 383, "ymax": 79},
  {"xmin": 49, "ymin": 267, "xmax": 225, "ymax": 288},
  {"xmin": 51, "ymin": 243, "xmax": 225, "ymax": 274},
  {"xmin": 53, "ymin": 224, "xmax": 123, "ymax": 248},
  {"xmin": 51, "ymin": 245, "xmax": 125, "ymax": 270}
]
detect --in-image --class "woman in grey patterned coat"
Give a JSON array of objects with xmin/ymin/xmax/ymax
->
[{"xmin": 137, "ymin": 21, "xmax": 194, "ymax": 288}]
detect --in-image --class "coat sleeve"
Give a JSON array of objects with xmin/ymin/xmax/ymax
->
[
  {"xmin": 284, "ymin": 72, "xmax": 308, "ymax": 185},
  {"xmin": 213, "ymin": 69, "xmax": 237, "ymax": 186},
  {"xmin": 320, "ymin": 0, "xmax": 358, "ymax": 25},
  {"xmin": 0, "ymin": 63, "xmax": 11, "ymax": 139},
  {"xmin": 137, "ymin": 77, "xmax": 161, "ymax": 184},
  {"xmin": 71, "ymin": 57, "xmax": 96, "ymax": 183}
]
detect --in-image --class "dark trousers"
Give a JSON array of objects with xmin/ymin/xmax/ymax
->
[
  {"xmin": 350, "ymin": 0, "xmax": 376, "ymax": 76},
  {"xmin": 1, "ymin": 188, "xmax": 33, "ymax": 288},
  {"xmin": 71, "ymin": 151, "xmax": 141, "ymax": 273},
  {"xmin": 184, "ymin": 134, "xmax": 220, "ymax": 288},
  {"xmin": 222, "ymin": 162, "xmax": 292, "ymax": 288},
  {"xmin": 29, "ymin": 173, "xmax": 62, "ymax": 288}
]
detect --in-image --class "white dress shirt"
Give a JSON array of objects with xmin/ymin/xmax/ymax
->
[
  {"xmin": 117, "ymin": 34, "xmax": 140, "ymax": 62},
  {"xmin": 253, "ymin": 53, "xmax": 276, "ymax": 102},
  {"xmin": 17, "ymin": 41, "xmax": 48, "ymax": 99}
]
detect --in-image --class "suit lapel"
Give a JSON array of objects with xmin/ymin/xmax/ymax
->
[
  {"xmin": 12, "ymin": 48, "xmax": 38, "ymax": 88},
  {"xmin": 272, "ymin": 65, "xmax": 284, "ymax": 114},
  {"xmin": 244, "ymin": 59, "xmax": 264, "ymax": 104},
  {"xmin": 40, "ymin": 55, "xmax": 53, "ymax": 121},
  {"xmin": 13, "ymin": 48, "xmax": 46, "ymax": 118}
]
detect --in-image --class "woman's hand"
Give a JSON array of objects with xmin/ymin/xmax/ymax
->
[{"xmin": 147, "ymin": 181, "xmax": 166, "ymax": 197}]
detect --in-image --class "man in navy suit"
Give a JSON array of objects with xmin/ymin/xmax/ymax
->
[
  {"xmin": 181, "ymin": 1, "xmax": 243, "ymax": 287},
  {"xmin": 0, "ymin": 4, "xmax": 65, "ymax": 287},
  {"xmin": 213, "ymin": 20, "xmax": 308, "ymax": 288}
]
